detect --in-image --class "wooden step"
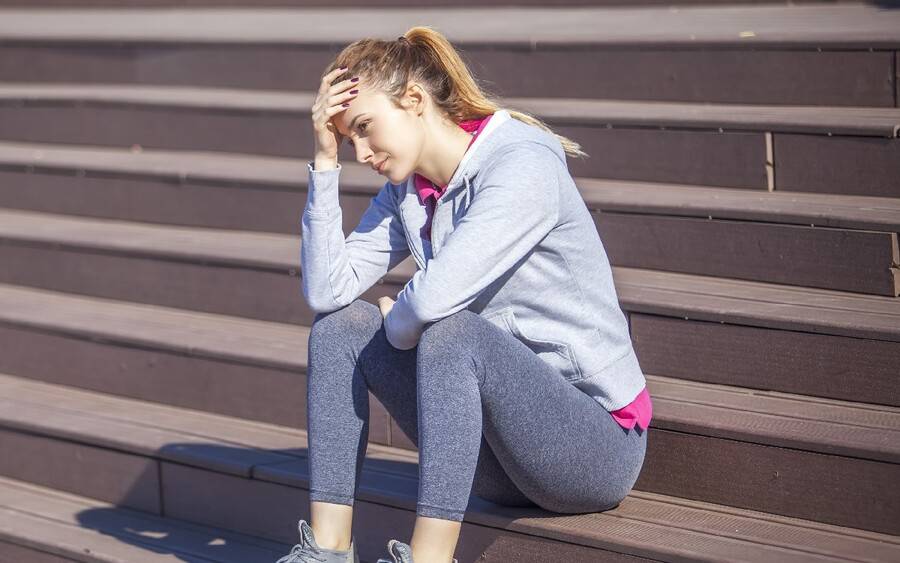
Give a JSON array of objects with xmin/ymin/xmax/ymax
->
[
  {"xmin": 1, "ymin": 142, "xmax": 898, "ymax": 294},
  {"xmin": 0, "ymin": 139, "xmax": 897, "ymax": 233},
  {"xmin": 0, "ymin": 228, "xmax": 897, "ymax": 404},
  {"xmin": 0, "ymin": 206, "xmax": 408, "ymax": 325},
  {"xmin": 0, "ymin": 193, "xmax": 894, "ymax": 301},
  {"xmin": 639, "ymin": 374, "xmax": 900, "ymax": 534},
  {"xmin": 0, "ymin": 280, "xmax": 398, "ymax": 434},
  {"xmin": 0, "ymin": 5, "xmax": 898, "ymax": 106},
  {"xmin": 1, "ymin": 372, "xmax": 898, "ymax": 561},
  {"xmin": 0, "ymin": 286, "xmax": 897, "ymax": 531},
  {"xmin": 0, "ymin": 0, "xmax": 867, "ymax": 7},
  {"xmin": 0, "ymin": 476, "xmax": 292, "ymax": 562},
  {"xmin": 1, "ymin": 86, "xmax": 898, "ymax": 195}
]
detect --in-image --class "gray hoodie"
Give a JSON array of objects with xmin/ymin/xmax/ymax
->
[{"xmin": 301, "ymin": 108, "xmax": 646, "ymax": 411}]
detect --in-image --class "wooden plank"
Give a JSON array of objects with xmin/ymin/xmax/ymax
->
[
  {"xmin": 0, "ymin": 101, "xmax": 310, "ymax": 159},
  {"xmin": 0, "ymin": 281, "xmax": 309, "ymax": 371},
  {"xmin": 636, "ymin": 429, "xmax": 900, "ymax": 535},
  {"xmin": 0, "ymin": 395, "xmax": 294, "ymax": 478},
  {"xmin": 391, "ymin": 418, "xmax": 417, "ymax": 450},
  {"xmin": 611, "ymin": 267, "xmax": 900, "ymax": 343},
  {"xmin": 0, "ymin": 46, "xmax": 894, "ymax": 106},
  {"xmin": 625, "ymin": 490, "xmax": 900, "ymax": 561},
  {"xmin": 579, "ymin": 179, "xmax": 900, "ymax": 234},
  {"xmin": 0, "ymin": 168, "xmax": 379, "ymax": 238},
  {"xmin": 560, "ymin": 125, "xmax": 767, "ymax": 189},
  {"xmin": 3, "ymin": 260, "xmax": 899, "ymax": 374},
  {"xmin": 1, "ymin": 85, "xmax": 899, "ymax": 136},
  {"xmin": 0, "ymin": 311, "xmax": 395, "ymax": 442},
  {"xmin": 0, "ymin": 541, "xmax": 78, "ymax": 563},
  {"xmin": 522, "ymin": 97, "xmax": 900, "ymax": 137},
  {"xmin": 0, "ymin": 324, "xmax": 315, "ymax": 431},
  {"xmin": 0, "ymin": 207, "xmax": 298, "ymax": 270},
  {"xmin": 440, "ymin": 47, "xmax": 897, "ymax": 106},
  {"xmin": 175, "ymin": 462, "xmax": 885, "ymax": 563},
  {"xmin": 0, "ymin": 5, "xmax": 899, "ymax": 48},
  {"xmin": 0, "ymin": 0, "xmax": 884, "ymax": 8},
  {"xmin": 775, "ymin": 133, "xmax": 900, "ymax": 197},
  {"xmin": 0, "ymin": 243, "xmax": 316, "ymax": 324},
  {"xmin": 0, "ymin": 371, "xmax": 397, "ymax": 464},
  {"xmin": 596, "ymin": 212, "xmax": 899, "ymax": 295},
  {"xmin": 0, "ymin": 427, "xmax": 159, "ymax": 514},
  {"xmin": 631, "ymin": 313, "xmax": 900, "ymax": 406},
  {"xmin": 2, "ymin": 137, "xmax": 899, "ymax": 235},
  {"xmin": 1, "ymin": 90, "xmax": 896, "ymax": 181},
  {"xmin": 0, "ymin": 209, "xmax": 404, "ymax": 326},
  {"xmin": 0, "ymin": 475, "xmax": 289, "ymax": 562},
  {"xmin": 2, "ymin": 372, "xmax": 898, "ymax": 560},
  {"xmin": 646, "ymin": 375, "xmax": 900, "ymax": 463},
  {"xmin": 164, "ymin": 462, "xmax": 637, "ymax": 563}
]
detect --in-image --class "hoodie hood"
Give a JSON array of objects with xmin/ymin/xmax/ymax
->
[{"xmin": 402, "ymin": 108, "xmax": 565, "ymax": 201}]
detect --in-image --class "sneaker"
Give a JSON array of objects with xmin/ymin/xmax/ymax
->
[
  {"xmin": 376, "ymin": 539, "xmax": 458, "ymax": 563},
  {"xmin": 276, "ymin": 519, "xmax": 359, "ymax": 563}
]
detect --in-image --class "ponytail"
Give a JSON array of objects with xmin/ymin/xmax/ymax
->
[{"xmin": 325, "ymin": 25, "xmax": 589, "ymax": 161}]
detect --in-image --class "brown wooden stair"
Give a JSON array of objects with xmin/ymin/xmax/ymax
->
[
  {"xmin": 1, "ymin": 5, "xmax": 899, "ymax": 106},
  {"xmin": 1, "ymin": 372, "xmax": 898, "ymax": 562},
  {"xmin": 1, "ymin": 86, "xmax": 898, "ymax": 196},
  {"xmin": 1, "ymin": 1, "xmax": 898, "ymax": 559},
  {"xmin": 1, "ymin": 140, "xmax": 897, "ymax": 296},
  {"xmin": 0, "ymin": 279, "xmax": 897, "ymax": 536}
]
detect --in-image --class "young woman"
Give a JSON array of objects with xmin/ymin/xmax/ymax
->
[{"xmin": 278, "ymin": 25, "xmax": 652, "ymax": 563}]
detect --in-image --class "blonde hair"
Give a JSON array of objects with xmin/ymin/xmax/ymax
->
[{"xmin": 324, "ymin": 25, "xmax": 589, "ymax": 161}]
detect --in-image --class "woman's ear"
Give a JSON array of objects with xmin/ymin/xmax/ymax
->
[{"xmin": 402, "ymin": 81, "xmax": 427, "ymax": 116}]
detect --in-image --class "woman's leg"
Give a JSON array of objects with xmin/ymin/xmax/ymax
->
[
  {"xmin": 306, "ymin": 298, "xmax": 418, "ymax": 549},
  {"xmin": 305, "ymin": 299, "xmax": 534, "ymax": 552},
  {"xmin": 414, "ymin": 307, "xmax": 647, "ymax": 522}
]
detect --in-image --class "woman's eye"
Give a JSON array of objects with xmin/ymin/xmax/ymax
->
[{"xmin": 347, "ymin": 122, "xmax": 369, "ymax": 147}]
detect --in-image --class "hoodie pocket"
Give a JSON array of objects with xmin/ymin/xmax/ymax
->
[{"xmin": 484, "ymin": 307, "xmax": 581, "ymax": 382}]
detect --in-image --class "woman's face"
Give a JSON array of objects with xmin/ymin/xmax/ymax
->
[{"xmin": 333, "ymin": 84, "xmax": 424, "ymax": 183}]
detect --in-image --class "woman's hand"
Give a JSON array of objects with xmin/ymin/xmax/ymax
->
[
  {"xmin": 311, "ymin": 66, "xmax": 361, "ymax": 159},
  {"xmin": 377, "ymin": 296, "xmax": 395, "ymax": 319}
]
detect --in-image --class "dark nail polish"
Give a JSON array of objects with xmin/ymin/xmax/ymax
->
[
  {"xmin": 351, "ymin": 77, "xmax": 359, "ymax": 82},
  {"xmin": 349, "ymin": 89, "xmax": 358, "ymax": 94},
  {"xmin": 342, "ymin": 102, "xmax": 350, "ymax": 107}
]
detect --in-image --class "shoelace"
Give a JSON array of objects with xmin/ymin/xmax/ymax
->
[{"xmin": 275, "ymin": 543, "xmax": 329, "ymax": 563}]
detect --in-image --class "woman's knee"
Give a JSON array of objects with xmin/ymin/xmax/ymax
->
[
  {"xmin": 309, "ymin": 298, "xmax": 381, "ymax": 344},
  {"xmin": 418, "ymin": 308, "xmax": 482, "ymax": 350}
]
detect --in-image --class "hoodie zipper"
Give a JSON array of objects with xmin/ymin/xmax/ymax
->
[{"xmin": 430, "ymin": 174, "xmax": 469, "ymax": 256}]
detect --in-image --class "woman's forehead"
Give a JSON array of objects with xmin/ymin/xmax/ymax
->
[{"xmin": 335, "ymin": 91, "xmax": 379, "ymax": 134}]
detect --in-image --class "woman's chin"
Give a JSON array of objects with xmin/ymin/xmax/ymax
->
[{"xmin": 383, "ymin": 167, "xmax": 405, "ymax": 182}]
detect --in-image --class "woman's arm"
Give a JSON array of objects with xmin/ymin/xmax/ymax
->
[
  {"xmin": 300, "ymin": 161, "xmax": 411, "ymax": 313},
  {"xmin": 384, "ymin": 142, "xmax": 561, "ymax": 350}
]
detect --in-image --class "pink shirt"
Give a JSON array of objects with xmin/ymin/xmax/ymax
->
[{"xmin": 413, "ymin": 114, "xmax": 652, "ymax": 433}]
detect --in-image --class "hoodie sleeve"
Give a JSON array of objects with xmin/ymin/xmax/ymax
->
[
  {"xmin": 383, "ymin": 142, "xmax": 561, "ymax": 350},
  {"xmin": 300, "ymin": 161, "xmax": 411, "ymax": 313}
]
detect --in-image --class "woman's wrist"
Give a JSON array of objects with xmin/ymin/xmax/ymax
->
[{"xmin": 314, "ymin": 154, "xmax": 338, "ymax": 171}]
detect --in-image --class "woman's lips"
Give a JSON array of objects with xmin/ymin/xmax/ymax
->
[{"xmin": 377, "ymin": 159, "xmax": 388, "ymax": 173}]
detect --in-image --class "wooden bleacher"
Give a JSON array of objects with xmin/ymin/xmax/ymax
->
[{"xmin": 0, "ymin": 2, "xmax": 898, "ymax": 561}]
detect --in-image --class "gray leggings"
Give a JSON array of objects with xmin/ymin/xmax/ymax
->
[{"xmin": 306, "ymin": 298, "xmax": 647, "ymax": 522}]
